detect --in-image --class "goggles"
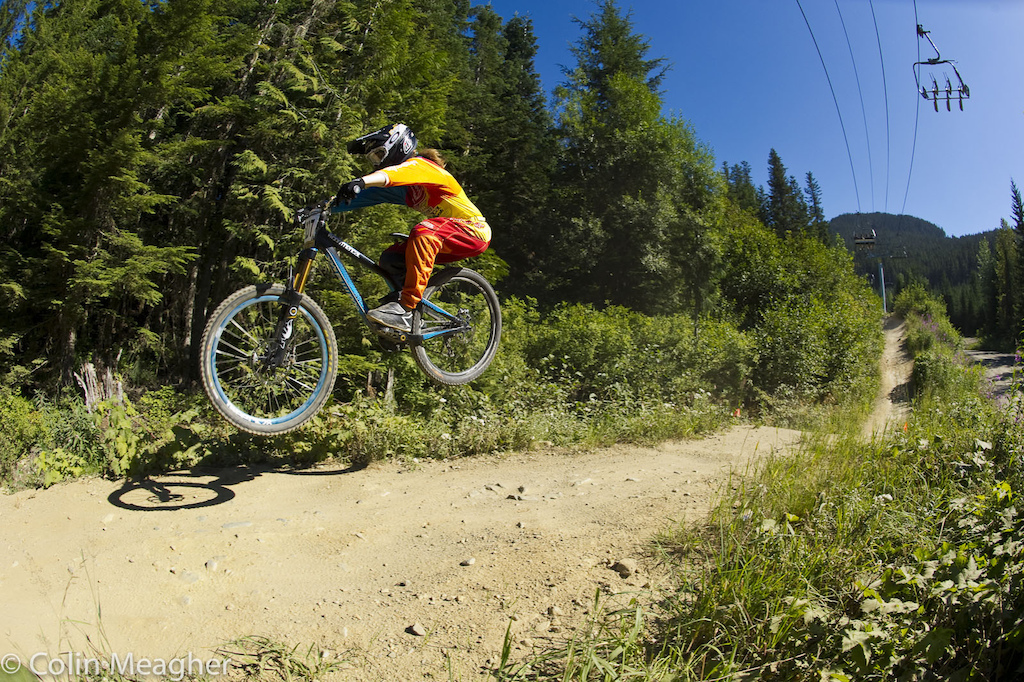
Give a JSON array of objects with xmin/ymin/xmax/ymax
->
[{"xmin": 366, "ymin": 146, "xmax": 388, "ymax": 167}]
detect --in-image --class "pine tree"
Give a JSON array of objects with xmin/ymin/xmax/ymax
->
[
  {"xmin": 446, "ymin": 9, "xmax": 553, "ymax": 292},
  {"xmin": 539, "ymin": 0, "xmax": 722, "ymax": 314},
  {"xmin": 987, "ymin": 221, "xmax": 1018, "ymax": 348},
  {"xmin": 977, "ymin": 238, "xmax": 998, "ymax": 340},
  {"xmin": 0, "ymin": 0, "xmax": 29, "ymax": 64},
  {"xmin": 724, "ymin": 161, "xmax": 759, "ymax": 215},
  {"xmin": 0, "ymin": 0, "xmax": 461, "ymax": 382},
  {"xmin": 763, "ymin": 149, "xmax": 810, "ymax": 238},
  {"xmin": 0, "ymin": 0, "xmax": 195, "ymax": 382},
  {"xmin": 153, "ymin": 0, "xmax": 463, "ymax": 377},
  {"xmin": 565, "ymin": 0, "xmax": 667, "ymax": 108},
  {"xmin": 1011, "ymin": 180, "xmax": 1024, "ymax": 340},
  {"xmin": 804, "ymin": 171, "xmax": 828, "ymax": 242}
]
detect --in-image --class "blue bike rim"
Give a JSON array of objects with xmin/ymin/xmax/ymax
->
[{"xmin": 208, "ymin": 294, "xmax": 331, "ymax": 428}]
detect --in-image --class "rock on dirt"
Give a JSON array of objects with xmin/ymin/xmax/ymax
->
[{"xmin": 610, "ymin": 558, "xmax": 638, "ymax": 579}]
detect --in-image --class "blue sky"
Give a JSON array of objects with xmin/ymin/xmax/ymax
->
[{"xmin": 472, "ymin": 0, "xmax": 1024, "ymax": 238}]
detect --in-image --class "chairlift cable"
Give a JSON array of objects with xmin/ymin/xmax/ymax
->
[
  {"xmin": 835, "ymin": 0, "xmax": 874, "ymax": 211},
  {"xmin": 897, "ymin": 0, "xmax": 929, "ymax": 249},
  {"xmin": 795, "ymin": 0, "xmax": 861, "ymax": 211},
  {"xmin": 869, "ymin": 0, "xmax": 891, "ymax": 213},
  {"xmin": 898, "ymin": 0, "xmax": 923, "ymax": 242}
]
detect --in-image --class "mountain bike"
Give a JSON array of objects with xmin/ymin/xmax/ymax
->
[{"xmin": 199, "ymin": 200, "xmax": 501, "ymax": 435}]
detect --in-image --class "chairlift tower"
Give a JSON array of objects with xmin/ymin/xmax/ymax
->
[
  {"xmin": 854, "ymin": 231, "xmax": 886, "ymax": 312},
  {"xmin": 853, "ymin": 230, "xmax": 907, "ymax": 314}
]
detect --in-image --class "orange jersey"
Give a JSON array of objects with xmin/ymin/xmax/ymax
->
[{"xmin": 381, "ymin": 158, "xmax": 490, "ymax": 241}]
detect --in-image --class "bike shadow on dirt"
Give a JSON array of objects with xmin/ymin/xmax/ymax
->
[{"xmin": 107, "ymin": 461, "xmax": 367, "ymax": 512}]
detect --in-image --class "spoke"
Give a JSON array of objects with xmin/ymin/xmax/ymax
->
[
  {"xmin": 292, "ymin": 344, "xmax": 321, "ymax": 359},
  {"xmin": 229, "ymin": 317, "xmax": 264, "ymax": 347},
  {"xmin": 285, "ymin": 375, "xmax": 316, "ymax": 393},
  {"xmin": 269, "ymin": 389, "xmax": 284, "ymax": 416},
  {"xmin": 216, "ymin": 340, "xmax": 252, "ymax": 360},
  {"xmin": 224, "ymin": 377, "xmax": 262, "ymax": 392},
  {"xmin": 271, "ymin": 389, "xmax": 296, "ymax": 409},
  {"xmin": 214, "ymin": 354, "xmax": 248, "ymax": 368}
]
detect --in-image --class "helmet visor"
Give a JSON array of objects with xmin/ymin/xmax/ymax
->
[{"xmin": 366, "ymin": 146, "xmax": 388, "ymax": 167}]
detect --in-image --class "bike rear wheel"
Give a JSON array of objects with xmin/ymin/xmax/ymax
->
[
  {"xmin": 411, "ymin": 268, "xmax": 501, "ymax": 385},
  {"xmin": 200, "ymin": 284, "xmax": 338, "ymax": 434}
]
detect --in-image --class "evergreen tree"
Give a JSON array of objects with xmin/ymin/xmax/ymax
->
[
  {"xmin": 566, "ymin": 0, "xmax": 667, "ymax": 108},
  {"xmin": 723, "ymin": 161, "xmax": 759, "ymax": 215},
  {"xmin": 1011, "ymin": 180, "xmax": 1024, "ymax": 339},
  {"xmin": 542, "ymin": 0, "xmax": 720, "ymax": 314},
  {"xmin": 0, "ymin": 0, "xmax": 470, "ymax": 383},
  {"xmin": 442, "ymin": 7, "xmax": 554, "ymax": 293},
  {"xmin": 763, "ymin": 148, "xmax": 810, "ymax": 238},
  {"xmin": 804, "ymin": 171, "xmax": 828, "ymax": 242},
  {"xmin": 977, "ymin": 238, "xmax": 998, "ymax": 340},
  {"xmin": 992, "ymin": 222, "xmax": 1017, "ymax": 347},
  {"xmin": 483, "ymin": 14, "xmax": 554, "ymax": 291},
  {"xmin": 0, "ymin": 0, "xmax": 197, "ymax": 381},
  {"xmin": 0, "ymin": 0, "xmax": 29, "ymax": 64}
]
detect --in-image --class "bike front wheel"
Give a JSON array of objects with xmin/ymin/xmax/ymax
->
[
  {"xmin": 411, "ymin": 268, "xmax": 501, "ymax": 385},
  {"xmin": 200, "ymin": 284, "xmax": 338, "ymax": 435}
]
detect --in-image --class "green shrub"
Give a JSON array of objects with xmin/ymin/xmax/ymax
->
[
  {"xmin": 751, "ymin": 291, "xmax": 881, "ymax": 410},
  {"xmin": 3, "ymin": 289, "xmax": 881, "ymax": 486},
  {"xmin": 497, "ymin": 299, "xmax": 754, "ymax": 411},
  {"xmin": 0, "ymin": 387, "xmax": 110, "ymax": 487},
  {"xmin": 0, "ymin": 386, "xmax": 47, "ymax": 483},
  {"xmin": 904, "ymin": 313, "xmax": 961, "ymax": 356},
  {"xmin": 752, "ymin": 295, "xmax": 830, "ymax": 396},
  {"xmin": 896, "ymin": 284, "xmax": 962, "ymax": 358},
  {"xmin": 911, "ymin": 348, "xmax": 981, "ymax": 400},
  {"xmin": 894, "ymin": 281, "xmax": 949, "ymax": 321}
]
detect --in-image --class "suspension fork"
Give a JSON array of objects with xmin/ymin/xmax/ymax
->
[
  {"xmin": 266, "ymin": 247, "xmax": 318, "ymax": 368},
  {"xmin": 291, "ymin": 247, "xmax": 317, "ymax": 294}
]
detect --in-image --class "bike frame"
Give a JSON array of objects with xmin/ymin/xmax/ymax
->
[{"xmin": 282, "ymin": 202, "xmax": 469, "ymax": 346}]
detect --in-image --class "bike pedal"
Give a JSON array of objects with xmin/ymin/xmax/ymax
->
[
  {"xmin": 374, "ymin": 337, "xmax": 401, "ymax": 352},
  {"xmin": 372, "ymin": 324, "xmax": 408, "ymax": 350}
]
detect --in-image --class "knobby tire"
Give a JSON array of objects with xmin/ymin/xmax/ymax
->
[
  {"xmin": 200, "ymin": 284, "xmax": 338, "ymax": 435},
  {"xmin": 411, "ymin": 268, "xmax": 501, "ymax": 386}
]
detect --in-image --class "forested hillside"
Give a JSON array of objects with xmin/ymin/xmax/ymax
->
[
  {"xmin": 831, "ymin": 212, "xmax": 993, "ymax": 333},
  {"xmin": 1, "ymin": 0, "xmax": 884, "ymax": 483},
  {"xmin": 830, "ymin": 205, "xmax": 1024, "ymax": 346}
]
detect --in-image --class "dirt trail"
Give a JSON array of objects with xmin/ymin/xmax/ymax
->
[
  {"xmin": 862, "ymin": 316, "xmax": 913, "ymax": 439},
  {"xmin": 963, "ymin": 340, "xmax": 1018, "ymax": 407},
  {"xmin": 1, "ymin": 320, "xmax": 920, "ymax": 681},
  {"xmin": 1, "ymin": 429, "xmax": 800, "ymax": 680}
]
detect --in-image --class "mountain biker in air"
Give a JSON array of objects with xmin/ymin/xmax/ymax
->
[{"xmin": 332, "ymin": 123, "xmax": 490, "ymax": 333}]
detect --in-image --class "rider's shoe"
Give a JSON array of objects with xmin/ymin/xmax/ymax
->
[{"xmin": 367, "ymin": 301, "xmax": 413, "ymax": 332}]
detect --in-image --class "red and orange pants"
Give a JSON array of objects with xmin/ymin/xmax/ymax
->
[{"xmin": 379, "ymin": 217, "xmax": 489, "ymax": 309}]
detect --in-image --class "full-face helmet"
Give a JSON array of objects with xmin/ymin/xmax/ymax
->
[{"xmin": 347, "ymin": 123, "xmax": 417, "ymax": 170}]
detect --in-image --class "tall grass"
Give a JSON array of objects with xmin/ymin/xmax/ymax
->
[{"xmin": 491, "ymin": 296, "xmax": 1023, "ymax": 680}]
